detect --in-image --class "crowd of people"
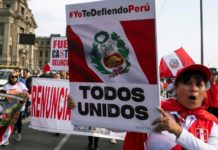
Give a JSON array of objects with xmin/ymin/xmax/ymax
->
[
  {"xmin": 1, "ymin": 64, "xmax": 218, "ymax": 150},
  {"xmin": 0, "ymin": 68, "xmax": 70, "ymax": 146}
]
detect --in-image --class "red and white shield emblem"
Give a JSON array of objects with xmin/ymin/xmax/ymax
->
[{"xmin": 195, "ymin": 128, "xmax": 208, "ymax": 142}]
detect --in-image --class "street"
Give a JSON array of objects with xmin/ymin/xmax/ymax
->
[{"xmin": 1, "ymin": 119, "xmax": 123, "ymax": 150}]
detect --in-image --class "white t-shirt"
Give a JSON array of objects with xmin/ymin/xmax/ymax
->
[
  {"xmin": 4, "ymin": 82, "xmax": 28, "ymax": 93},
  {"xmin": 4, "ymin": 82, "xmax": 28, "ymax": 111}
]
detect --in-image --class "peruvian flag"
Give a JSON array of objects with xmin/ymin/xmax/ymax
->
[
  {"xmin": 159, "ymin": 47, "xmax": 195, "ymax": 78},
  {"xmin": 195, "ymin": 128, "xmax": 208, "ymax": 142},
  {"xmin": 0, "ymin": 126, "xmax": 14, "ymax": 145},
  {"xmin": 66, "ymin": 0, "xmax": 160, "ymax": 133}
]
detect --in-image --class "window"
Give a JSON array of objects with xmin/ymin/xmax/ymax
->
[
  {"xmin": 21, "ymin": 7, "xmax": 24, "ymax": 15},
  {"xmin": 39, "ymin": 61, "xmax": 42, "ymax": 67},
  {"xmin": 20, "ymin": 27, "xmax": 24, "ymax": 33},
  {"xmin": 45, "ymin": 51, "xmax": 48, "ymax": 57},
  {"xmin": 0, "ymin": 24, "xmax": 4, "ymax": 36},
  {"xmin": 9, "ymin": 45, "xmax": 12, "ymax": 56},
  {"xmin": 0, "ymin": 44, "xmax": 3, "ymax": 56},
  {"xmin": 39, "ymin": 51, "xmax": 43, "ymax": 57},
  {"xmin": 6, "ymin": 4, "xmax": 11, "ymax": 8}
]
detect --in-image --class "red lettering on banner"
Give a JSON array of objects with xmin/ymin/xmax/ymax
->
[
  {"xmin": 52, "ymin": 59, "xmax": 68, "ymax": 66},
  {"xmin": 41, "ymin": 86, "xmax": 49, "ymax": 118},
  {"xmin": 128, "ymin": 3, "xmax": 150, "ymax": 13},
  {"xmin": 32, "ymin": 85, "xmax": 37, "ymax": 117},
  {"xmin": 36, "ymin": 86, "xmax": 42, "ymax": 117},
  {"xmin": 57, "ymin": 88, "xmax": 64, "ymax": 119},
  {"xmin": 45, "ymin": 87, "xmax": 52, "ymax": 119},
  {"xmin": 69, "ymin": 11, "xmax": 82, "ymax": 18},
  {"xmin": 31, "ymin": 85, "xmax": 70, "ymax": 120},
  {"xmin": 51, "ymin": 87, "xmax": 58, "ymax": 119},
  {"xmin": 53, "ymin": 40, "xmax": 68, "ymax": 48}
]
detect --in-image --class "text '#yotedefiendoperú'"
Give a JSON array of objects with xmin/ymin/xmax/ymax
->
[{"xmin": 69, "ymin": 3, "xmax": 150, "ymax": 18}]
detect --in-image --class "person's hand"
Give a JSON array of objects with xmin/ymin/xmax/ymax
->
[
  {"xmin": 23, "ymin": 92, "xmax": 30, "ymax": 99},
  {"xmin": 67, "ymin": 95, "xmax": 76, "ymax": 109},
  {"xmin": 6, "ymin": 89, "xmax": 22, "ymax": 95},
  {"xmin": 152, "ymin": 108, "xmax": 182, "ymax": 138}
]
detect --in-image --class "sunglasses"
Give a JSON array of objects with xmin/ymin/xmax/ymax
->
[{"xmin": 10, "ymin": 76, "xmax": 18, "ymax": 79}]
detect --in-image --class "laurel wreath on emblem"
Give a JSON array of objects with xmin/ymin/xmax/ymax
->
[{"xmin": 90, "ymin": 31, "xmax": 130, "ymax": 78}]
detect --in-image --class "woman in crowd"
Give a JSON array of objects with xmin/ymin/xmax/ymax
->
[{"xmin": 123, "ymin": 64, "xmax": 218, "ymax": 150}]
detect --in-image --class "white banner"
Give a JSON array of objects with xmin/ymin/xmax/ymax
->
[
  {"xmin": 29, "ymin": 78, "xmax": 125, "ymax": 140},
  {"xmin": 49, "ymin": 37, "xmax": 69, "ymax": 71},
  {"xmin": 66, "ymin": 0, "xmax": 159, "ymax": 133}
]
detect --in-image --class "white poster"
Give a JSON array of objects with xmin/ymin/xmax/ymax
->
[
  {"xmin": 30, "ymin": 78, "xmax": 125, "ymax": 140},
  {"xmin": 66, "ymin": 0, "xmax": 160, "ymax": 133},
  {"xmin": 49, "ymin": 37, "xmax": 69, "ymax": 71}
]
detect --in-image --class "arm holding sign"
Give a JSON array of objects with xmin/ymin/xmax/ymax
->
[
  {"xmin": 152, "ymin": 108, "xmax": 182, "ymax": 138},
  {"xmin": 123, "ymin": 64, "xmax": 218, "ymax": 150},
  {"xmin": 67, "ymin": 95, "xmax": 76, "ymax": 109}
]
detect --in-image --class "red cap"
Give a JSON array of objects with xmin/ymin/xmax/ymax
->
[
  {"xmin": 43, "ymin": 63, "xmax": 50, "ymax": 72},
  {"xmin": 175, "ymin": 64, "xmax": 211, "ymax": 83}
]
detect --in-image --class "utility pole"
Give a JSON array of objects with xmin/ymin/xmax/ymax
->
[{"xmin": 200, "ymin": 0, "xmax": 204, "ymax": 65}]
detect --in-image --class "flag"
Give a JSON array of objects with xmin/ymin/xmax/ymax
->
[
  {"xmin": 159, "ymin": 47, "xmax": 195, "ymax": 78},
  {"xmin": 195, "ymin": 128, "xmax": 208, "ymax": 142},
  {"xmin": 0, "ymin": 126, "xmax": 14, "ymax": 145},
  {"xmin": 66, "ymin": 0, "xmax": 158, "ymax": 84},
  {"xmin": 67, "ymin": 20, "xmax": 157, "ymax": 84}
]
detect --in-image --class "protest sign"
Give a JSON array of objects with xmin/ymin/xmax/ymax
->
[
  {"xmin": 49, "ymin": 37, "xmax": 69, "ymax": 71},
  {"xmin": 0, "ymin": 93, "xmax": 27, "ymax": 126},
  {"xmin": 66, "ymin": 0, "xmax": 159, "ymax": 133},
  {"xmin": 30, "ymin": 78, "xmax": 125, "ymax": 139}
]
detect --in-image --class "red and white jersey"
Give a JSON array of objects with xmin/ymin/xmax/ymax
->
[
  {"xmin": 146, "ymin": 113, "xmax": 218, "ymax": 150},
  {"xmin": 0, "ymin": 126, "xmax": 14, "ymax": 145}
]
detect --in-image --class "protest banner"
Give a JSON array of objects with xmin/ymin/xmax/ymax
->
[
  {"xmin": 49, "ymin": 37, "xmax": 69, "ymax": 71},
  {"xmin": 66, "ymin": 0, "xmax": 160, "ymax": 133},
  {"xmin": 30, "ymin": 78, "xmax": 125, "ymax": 139},
  {"xmin": 0, "ymin": 93, "xmax": 27, "ymax": 126},
  {"xmin": 0, "ymin": 93, "xmax": 27, "ymax": 145}
]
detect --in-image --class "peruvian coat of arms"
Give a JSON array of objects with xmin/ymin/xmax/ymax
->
[{"xmin": 90, "ymin": 31, "xmax": 131, "ymax": 78}]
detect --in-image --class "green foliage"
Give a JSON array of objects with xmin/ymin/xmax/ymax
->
[{"xmin": 90, "ymin": 43, "xmax": 112, "ymax": 75}]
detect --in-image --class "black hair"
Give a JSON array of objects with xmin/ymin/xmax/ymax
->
[
  {"xmin": 14, "ymin": 67, "xmax": 22, "ymax": 73},
  {"xmin": 175, "ymin": 70, "xmax": 207, "ymax": 86},
  {"xmin": 23, "ymin": 68, "xmax": 30, "ymax": 73}
]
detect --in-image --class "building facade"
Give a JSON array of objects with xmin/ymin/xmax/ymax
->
[
  {"xmin": 36, "ymin": 36, "xmax": 50, "ymax": 69},
  {"xmin": 0, "ymin": 0, "xmax": 38, "ymax": 69}
]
